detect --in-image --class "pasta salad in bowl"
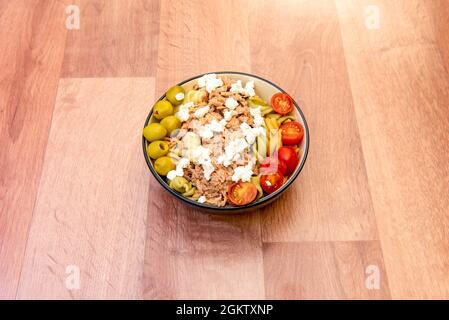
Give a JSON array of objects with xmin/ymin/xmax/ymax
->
[{"xmin": 142, "ymin": 72, "xmax": 309, "ymax": 212}]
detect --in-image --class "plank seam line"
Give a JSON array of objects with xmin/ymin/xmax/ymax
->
[{"xmin": 333, "ymin": 0, "xmax": 392, "ymax": 295}]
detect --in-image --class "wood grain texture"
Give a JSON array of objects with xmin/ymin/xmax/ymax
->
[
  {"xmin": 16, "ymin": 78, "xmax": 155, "ymax": 299},
  {"xmin": 428, "ymin": 0, "xmax": 449, "ymax": 74},
  {"xmin": 249, "ymin": 0, "xmax": 379, "ymax": 242},
  {"xmin": 336, "ymin": 0, "xmax": 449, "ymax": 299},
  {"xmin": 143, "ymin": 0, "xmax": 265, "ymax": 299},
  {"xmin": 0, "ymin": 0, "xmax": 68, "ymax": 299},
  {"xmin": 264, "ymin": 241, "xmax": 390, "ymax": 299},
  {"xmin": 153, "ymin": 0, "xmax": 251, "ymax": 94},
  {"xmin": 61, "ymin": 0, "xmax": 160, "ymax": 77},
  {"xmin": 1, "ymin": 0, "xmax": 449, "ymax": 300}
]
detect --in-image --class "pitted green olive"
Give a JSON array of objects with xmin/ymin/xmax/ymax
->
[
  {"xmin": 160, "ymin": 115, "xmax": 181, "ymax": 135},
  {"xmin": 147, "ymin": 140, "xmax": 169, "ymax": 159},
  {"xmin": 166, "ymin": 85, "xmax": 185, "ymax": 105},
  {"xmin": 153, "ymin": 100, "xmax": 174, "ymax": 120},
  {"xmin": 154, "ymin": 156, "xmax": 175, "ymax": 176},
  {"xmin": 143, "ymin": 123, "xmax": 167, "ymax": 142}
]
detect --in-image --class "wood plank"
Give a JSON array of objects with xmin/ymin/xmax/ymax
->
[
  {"xmin": 143, "ymin": 0, "xmax": 264, "ymax": 299},
  {"xmin": 427, "ymin": 0, "xmax": 449, "ymax": 74},
  {"xmin": 61, "ymin": 0, "xmax": 160, "ymax": 77},
  {"xmin": 248, "ymin": 0, "xmax": 379, "ymax": 241},
  {"xmin": 263, "ymin": 241, "xmax": 390, "ymax": 299},
  {"xmin": 152, "ymin": 0, "xmax": 251, "ymax": 95},
  {"xmin": 0, "ymin": 0, "xmax": 67, "ymax": 299},
  {"xmin": 336, "ymin": 0, "xmax": 449, "ymax": 299},
  {"xmin": 16, "ymin": 78, "xmax": 155, "ymax": 299}
]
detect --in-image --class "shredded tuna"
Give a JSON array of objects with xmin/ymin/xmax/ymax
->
[{"xmin": 170, "ymin": 75, "xmax": 260, "ymax": 207}]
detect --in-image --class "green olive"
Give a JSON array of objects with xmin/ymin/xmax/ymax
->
[
  {"xmin": 166, "ymin": 85, "xmax": 185, "ymax": 105},
  {"xmin": 160, "ymin": 115, "xmax": 181, "ymax": 135},
  {"xmin": 143, "ymin": 123, "xmax": 167, "ymax": 142},
  {"xmin": 153, "ymin": 100, "xmax": 174, "ymax": 120},
  {"xmin": 147, "ymin": 140, "xmax": 169, "ymax": 159},
  {"xmin": 154, "ymin": 156, "xmax": 175, "ymax": 176}
]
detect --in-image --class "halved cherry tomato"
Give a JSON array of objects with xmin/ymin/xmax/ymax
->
[
  {"xmin": 271, "ymin": 93, "xmax": 293, "ymax": 115},
  {"xmin": 280, "ymin": 121, "xmax": 304, "ymax": 145},
  {"xmin": 227, "ymin": 182, "xmax": 258, "ymax": 206},
  {"xmin": 260, "ymin": 172, "xmax": 284, "ymax": 194},
  {"xmin": 260, "ymin": 157, "xmax": 287, "ymax": 176},
  {"xmin": 278, "ymin": 146, "xmax": 299, "ymax": 175}
]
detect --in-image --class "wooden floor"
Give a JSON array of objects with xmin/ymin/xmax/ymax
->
[{"xmin": 1, "ymin": 0, "xmax": 448, "ymax": 299}]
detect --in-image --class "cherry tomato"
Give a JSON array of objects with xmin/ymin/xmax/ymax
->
[
  {"xmin": 271, "ymin": 93, "xmax": 294, "ymax": 115},
  {"xmin": 227, "ymin": 182, "xmax": 258, "ymax": 206},
  {"xmin": 278, "ymin": 146, "xmax": 299, "ymax": 175},
  {"xmin": 260, "ymin": 172, "xmax": 284, "ymax": 194},
  {"xmin": 280, "ymin": 121, "xmax": 304, "ymax": 145},
  {"xmin": 260, "ymin": 157, "xmax": 287, "ymax": 176}
]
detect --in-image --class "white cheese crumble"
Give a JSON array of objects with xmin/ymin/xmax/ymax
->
[
  {"xmin": 166, "ymin": 170, "xmax": 177, "ymax": 181},
  {"xmin": 195, "ymin": 119, "xmax": 227, "ymax": 139},
  {"xmin": 216, "ymin": 154, "xmax": 225, "ymax": 165},
  {"xmin": 176, "ymin": 102, "xmax": 194, "ymax": 121},
  {"xmin": 230, "ymin": 80, "xmax": 243, "ymax": 94},
  {"xmin": 197, "ymin": 73, "xmax": 224, "ymax": 93},
  {"xmin": 201, "ymin": 162, "xmax": 214, "ymax": 181},
  {"xmin": 194, "ymin": 105, "xmax": 210, "ymax": 118},
  {"xmin": 249, "ymin": 106, "xmax": 265, "ymax": 127},
  {"xmin": 244, "ymin": 81, "xmax": 256, "ymax": 97},
  {"xmin": 196, "ymin": 126, "xmax": 213, "ymax": 139},
  {"xmin": 197, "ymin": 196, "xmax": 206, "ymax": 203},
  {"xmin": 239, "ymin": 122, "xmax": 265, "ymax": 145},
  {"xmin": 223, "ymin": 137, "xmax": 249, "ymax": 167},
  {"xmin": 225, "ymin": 97, "xmax": 239, "ymax": 110},
  {"xmin": 175, "ymin": 92, "xmax": 185, "ymax": 102},
  {"xmin": 166, "ymin": 157, "xmax": 190, "ymax": 180},
  {"xmin": 209, "ymin": 119, "xmax": 227, "ymax": 132},
  {"xmin": 232, "ymin": 163, "xmax": 254, "ymax": 182},
  {"xmin": 230, "ymin": 80, "xmax": 256, "ymax": 97},
  {"xmin": 224, "ymin": 110, "xmax": 237, "ymax": 121},
  {"xmin": 192, "ymin": 145, "xmax": 215, "ymax": 180}
]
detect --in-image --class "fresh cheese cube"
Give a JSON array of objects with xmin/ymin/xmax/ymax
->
[
  {"xmin": 225, "ymin": 97, "xmax": 239, "ymax": 110},
  {"xmin": 194, "ymin": 105, "xmax": 210, "ymax": 118},
  {"xmin": 197, "ymin": 74, "xmax": 224, "ymax": 93},
  {"xmin": 176, "ymin": 102, "xmax": 194, "ymax": 121}
]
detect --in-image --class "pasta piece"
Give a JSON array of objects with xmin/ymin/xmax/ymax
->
[
  {"xmin": 266, "ymin": 113, "xmax": 281, "ymax": 120},
  {"xmin": 250, "ymin": 176, "xmax": 264, "ymax": 199},
  {"xmin": 169, "ymin": 176, "xmax": 194, "ymax": 194},
  {"xmin": 257, "ymin": 135, "xmax": 268, "ymax": 160},
  {"xmin": 265, "ymin": 118, "xmax": 282, "ymax": 155},
  {"xmin": 182, "ymin": 186, "xmax": 196, "ymax": 197},
  {"xmin": 261, "ymin": 106, "xmax": 273, "ymax": 116},
  {"xmin": 183, "ymin": 89, "xmax": 208, "ymax": 104},
  {"xmin": 277, "ymin": 115, "xmax": 296, "ymax": 125}
]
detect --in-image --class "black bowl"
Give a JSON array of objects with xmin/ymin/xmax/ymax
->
[{"xmin": 143, "ymin": 71, "xmax": 309, "ymax": 213}]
